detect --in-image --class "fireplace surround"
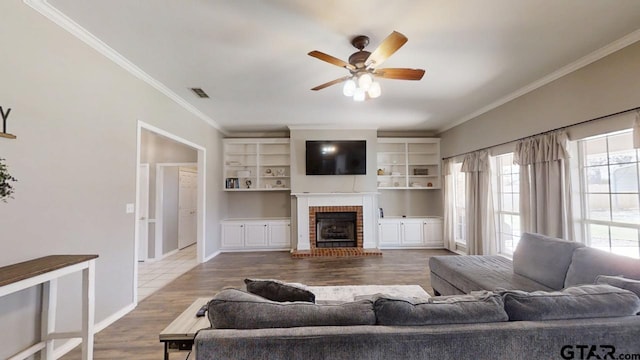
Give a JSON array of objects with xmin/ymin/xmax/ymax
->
[{"xmin": 292, "ymin": 193, "xmax": 381, "ymax": 257}]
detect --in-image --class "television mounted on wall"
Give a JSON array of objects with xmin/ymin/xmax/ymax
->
[{"xmin": 305, "ymin": 140, "xmax": 366, "ymax": 175}]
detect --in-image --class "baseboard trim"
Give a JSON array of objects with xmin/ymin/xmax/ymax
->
[
  {"xmin": 203, "ymin": 250, "xmax": 221, "ymax": 262},
  {"xmin": 53, "ymin": 302, "xmax": 136, "ymax": 359},
  {"xmin": 161, "ymin": 249, "xmax": 179, "ymax": 260}
]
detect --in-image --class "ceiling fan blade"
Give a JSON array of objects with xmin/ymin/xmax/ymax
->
[
  {"xmin": 374, "ymin": 68, "xmax": 425, "ymax": 80},
  {"xmin": 311, "ymin": 76, "xmax": 351, "ymax": 91},
  {"xmin": 308, "ymin": 51, "xmax": 355, "ymax": 71},
  {"xmin": 365, "ymin": 31, "xmax": 408, "ymax": 68}
]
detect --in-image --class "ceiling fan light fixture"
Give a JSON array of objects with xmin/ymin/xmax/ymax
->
[
  {"xmin": 353, "ymin": 88, "xmax": 366, "ymax": 102},
  {"xmin": 368, "ymin": 81, "xmax": 381, "ymax": 98},
  {"xmin": 343, "ymin": 79, "xmax": 356, "ymax": 96},
  {"xmin": 358, "ymin": 73, "xmax": 373, "ymax": 91}
]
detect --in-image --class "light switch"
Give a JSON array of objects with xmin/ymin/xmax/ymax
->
[{"xmin": 126, "ymin": 203, "xmax": 135, "ymax": 214}]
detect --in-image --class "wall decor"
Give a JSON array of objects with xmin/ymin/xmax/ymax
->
[
  {"xmin": 0, "ymin": 158, "xmax": 17, "ymax": 202},
  {"xmin": 0, "ymin": 106, "xmax": 16, "ymax": 139}
]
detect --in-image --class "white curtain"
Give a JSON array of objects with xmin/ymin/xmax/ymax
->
[
  {"xmin": 442, "ymin": 158, "xmax": 456, "ymax": 251},
  {"xmin": 633, "ymin": 111, "xmax": 640, "ymax": 149},
  {"xmin": 461, "ymin": 150, "xmax": 496, "ymax": 255},
  {"xmin": 514, "ymin": 130, "xmax": 574, "ymax": 240}
]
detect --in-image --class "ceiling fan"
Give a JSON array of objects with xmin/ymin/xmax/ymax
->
[{"xmin": 308, "ymin": 31, "xmax": 425, "ymax": 100}]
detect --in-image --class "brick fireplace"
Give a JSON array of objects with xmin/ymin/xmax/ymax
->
[
  {"xmin": 310, "ymin": 206, "xmax": 363, "ymax": 249},
  {"xmin": 292, "ymin": 193, "xmax": 382, "ymax": 257}
]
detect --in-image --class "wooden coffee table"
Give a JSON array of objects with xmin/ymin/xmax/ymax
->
[{"xmin": 159, "ymin": 297, "xmax": 210, "ymax": 360}]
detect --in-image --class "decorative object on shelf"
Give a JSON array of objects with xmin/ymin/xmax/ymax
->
[
  {"xmin": 225, "ymin": 178, "xmax": 240, "ymax": 189},
  {"xmin": 377, "ymin": 168, "xmax": 384, "ymax": 175},
  {"xmin": 414, "ymin": 168, "xmax": 428, "ymax": 175},
  {"xmin": 275, "ymin": 180, "xmax": 282, "ymax": 186},
  {"xmin": 0, "ymin": 158, "xmax": 18, "ymax": 202},
  {"xmin": 276, "ymin": 168, "xmax": 285, "ymax": 176},
  {"xmin": 265, "ymin": 168, "xmax": 272, "ymax": 176},
  {"xmin": 427, "ymin": 182, "xmax": 433, "ymax": 187},
  {"xmin": 391, "ymin": 171, "xmax": 401, "ymax": 176},
  {"xmin": 245, "ymin": 179, "xmax": 252, "ymax": 189},
  {"xmin": 0, "ymin": 106, "xmax": 16, "ymax": 139}
]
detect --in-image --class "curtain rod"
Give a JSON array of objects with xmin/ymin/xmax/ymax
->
[{"xmin": 442, "ymin": 105, "xmax": 640, "ymax": 160}]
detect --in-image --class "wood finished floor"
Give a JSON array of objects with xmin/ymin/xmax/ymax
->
[{"xmin": 61, "ymin": 249, "xmax": 454, "ymax": 360}]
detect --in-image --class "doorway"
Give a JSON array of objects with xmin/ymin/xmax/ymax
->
[{"xmin": 134, "ymin": 121, "xmax": 206, "ymax": 303}]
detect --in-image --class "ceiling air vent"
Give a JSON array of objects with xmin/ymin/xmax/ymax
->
[{"xmin": 190, "ymin": 88, "xmax": 209, "ymax": 98}]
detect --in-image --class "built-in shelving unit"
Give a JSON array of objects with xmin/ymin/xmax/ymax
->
[
  {"xmin": 376, "ymin": 138, "xmax": 441, "ymax": 189},
  {"xmin": 223, "ymin": 138, "xmax": 290, "ymax": 191}
]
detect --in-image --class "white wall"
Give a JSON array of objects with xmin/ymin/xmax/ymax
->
[
  {"xmin": 0, "ymin": 1, "xmax": 223, "ymax": 358},
  {"xmin": 440, "ymin": 41, "xmax": 640, "ymax": 158},
  {"xmin": 162, "ymin": 167, "xmax": 180, "ymax": 254}
]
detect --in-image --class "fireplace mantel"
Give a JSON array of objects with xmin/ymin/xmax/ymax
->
[{"xmin": 293, "ymin": 193, "xmax": 379, "ymax": 251}]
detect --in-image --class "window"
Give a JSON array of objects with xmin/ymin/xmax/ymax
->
[
  {"xmin": 453, "ymin": 162, "xmax": 466, "ymax": 244},
  {"xmin": 494, "ymin": 153, "xmax": 521, "ymax": 255},
  {"xmin": 578, "ymin": 130, "xmax": 639, "ymax": 259}
]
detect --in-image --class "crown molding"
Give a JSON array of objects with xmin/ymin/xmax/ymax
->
[
  {"xmin": 438, "ymin": 28, "xmax": 640, "ymax": 133},
  {"xmin": 24, "ymin": 0, "xmax": 225, "ymax": 134},
  {"xmin": 287, "ymin": 125, "xmax": 379, "ymax": 131}
]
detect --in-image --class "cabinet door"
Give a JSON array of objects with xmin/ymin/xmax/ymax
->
[
  {"xmin": 268, "ymin": 222, "xmax": 290, "ymax": 248},
  {"xmin": 244, "ymin": 223, "xmax": 268, "ymax": 247},
  {"xmin": 221, "ymin": 223, "xmax": 244, "ymax": 248},
  {"xmin": 378, "ymin": 222, "xmax": 401, "ymax": 246},
  {"xmin": 401, "ymin": 220, "xmax": 423, "ymax": 245},
  {"xmin": 423, "ymin": 219, "xmax": 444, "ymax": 247}
]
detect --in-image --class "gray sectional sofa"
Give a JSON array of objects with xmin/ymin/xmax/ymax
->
[
  {"xmin": 429, "ymin": 232, "xmax": 640, "ymax": 295},
  {"xmin": 194, "ymin": 233, "xmax": 640, "ymax": 360}
]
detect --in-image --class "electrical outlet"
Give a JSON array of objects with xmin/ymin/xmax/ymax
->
[{"xmin": 125, "ymin": 203, "xmax": 135, "ymax": 214}]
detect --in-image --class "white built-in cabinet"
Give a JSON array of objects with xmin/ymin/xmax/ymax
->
[
  {"xmin": 223, "ymin": 138, "xmax": 290, "ymax": 191},
  {"xmin": 221, "ymin": 219, "xmax": 291, "ymax": 250},
  {"xmin": 378, "ymin": 217, "xmax": 444, "ymax": 248},
  {"xmin": 377, "ymin": 138, "xmax": 441, "ymax": 189}
]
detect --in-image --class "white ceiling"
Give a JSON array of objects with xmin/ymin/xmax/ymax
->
[{"xmin": 45, "ymin": 0, "xmax": 640, "ymax": 133}]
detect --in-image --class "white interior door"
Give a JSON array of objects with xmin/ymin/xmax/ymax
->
[
  {"xmin": 137, "ymin": 164, "xmax": 150, "ymax": 261},
  {"xmin": 178, "ymin": 168, "xmax": 198, "ymax": 249}
]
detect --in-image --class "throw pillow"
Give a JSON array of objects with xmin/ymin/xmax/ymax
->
[
  {"xmin": 595, "ymin": 275, "xmax": 640, "ymax": 299},
  {"xmin": 244, "ymin": 278, "xmax": 315, "ymax": 303},
  {"xmin": 500, "ymin": 284, "xmax": 640, "ymax": 321},
  {"xmin": 373, "ymin": 291, "xmax": 508, "ymax": 326},
  {"xmin": 208, "ymin": 288, "xmax": 375, "ymax": 329}
]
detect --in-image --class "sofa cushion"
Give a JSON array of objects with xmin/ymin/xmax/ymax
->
[
  {"xmin": 208, "ymin": 288, "xmax": 375, "ymax": 329},
  {"xmin": 374, "ymin": 291, "xmax": 508, "ymax": 326},
  {"xmin": 512, "ymin": 232, "xmax": 584, "ymax": 290},
  {"xmin": 429, "ymin": 255, "xmax": 553, "ymax": 294},
  {"xmin": 244, "ymin": 278, "xmax": 316, "ymax": 303},
  {"xmin": 564, "ymin": 247, "xmax": 640, "ymax": 287},
  {"xmin": 500, "ymin": 284, "xmax": 640, "ymax": 321},
  {"xmin": 596, "ymin": 275, "xmax": 640, "ymax": 299}
]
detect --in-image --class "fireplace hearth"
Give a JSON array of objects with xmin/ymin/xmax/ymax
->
[{"xmin": 316, "ymin": 212, "xmax": 357, "ymax": 248}]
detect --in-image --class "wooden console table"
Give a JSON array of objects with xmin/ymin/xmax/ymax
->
[{"xmin": 0, "ymin": 255, "xmax": 98, "ymax": 360}]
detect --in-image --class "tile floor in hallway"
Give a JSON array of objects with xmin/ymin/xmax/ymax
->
[{"xmin": 137, "ymin": 244, "xmax": 198, "ymax": 300}]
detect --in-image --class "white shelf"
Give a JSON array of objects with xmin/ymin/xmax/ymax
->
[
  {"xmin": 223, "ymin": 138, "xmax": 290, "ymax": 191},
  {"xmin": 377, "ymin": 138, "xmax": 441, "ymax": 190}
]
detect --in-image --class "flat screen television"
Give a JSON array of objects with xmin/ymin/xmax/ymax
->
[{"xmin": 306, "ymin": 140, "xmax": 366, "ymax": 175}]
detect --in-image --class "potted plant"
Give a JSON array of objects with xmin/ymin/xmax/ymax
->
[{"xmin": 0, "ymin": 158, "xmax": 17, "ymax": 202}]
